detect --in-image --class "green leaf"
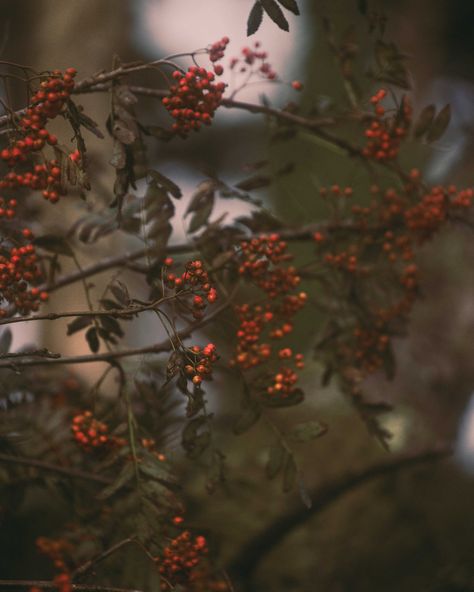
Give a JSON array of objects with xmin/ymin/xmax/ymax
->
[
  {"xmin": 233, "ymin": 402, "xmax": 261, "ymax": 435},
  {"xmin": 261, "ymin": 0, "xmax": 289, "ymax": 31},
  {"xmin": 290, "ymin": 420, "xmax": 328, "ymax": 443},
  {"xmin": 265, "ymin": 442, "xmax": 286, "ymax": 479},
  {"xmin": 413, "ymin": 104, "xmax": 436, "ymax": 138},
  {"xmin": 277, "ymin": 0, "xmax": 299, "ymax": 15},
  {"xmin": 34, "ymin": 235, "xmax": 74, "ymax": 257},
  {"xmin": 426, "ymin": 104, "xmax": 451, "ymax": 142},
  {"xmin": 247, "ymin": 1, "xmax": 264, "ymax": 35}
]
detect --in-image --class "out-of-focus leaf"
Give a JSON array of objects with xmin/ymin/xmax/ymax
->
[
  {"xmin": 0, "ymin": 329, "xmax": 12, "ymax": 354},
  {"xmin": 261, "ymin": 388, "xmax": 305, "ymax": 407},
  {"xmin": 188, "ymin": 197, "xmax": 214, "ymax": 233},
  {"xmin": 247, "ymin": 1, "xmax": 264, "ymax": 36},
  {"xmin": 235, "ymin": 175, "xmax": 272, "ymax": 191},
  {"xmin": 66, "ymin": 316, "xmax": 93, "ymax": 336},
  {"xmin": 290, "ymin": 420, "xmax": 328, "ymax": 443},
  {"xmin": 413, "ymin": 104, "xmax": 436, "ymax": 138},
  {"xmin": 282, "ymin": 453, "xmax": 297, "ymax": 492},
  {"xmin": 34, "ymin": 235, "xmax": 74, "ymax": 257},
  {"xmin": 233, "ymin": 401, "xmax": 261, "ymax": 435},
  {"xmin": 266, "ymin": 441, "xmax": 286, "ymax": 479},
  {"xmin": 110, "ymin": 281, "xmax": 130, "ymax": 306},
  {"xmin": 147, "ymin": 170, "xmax": 182, "ymax": 199},
  {"xmin": 426, "ymin": 104, "xmax": 451, "ymax": 142},
  {"xmin": 278, "ymin": 0, "xmax": 299, "ymax": 15},
  {"xmin": 97, "ymin": 464, "xmax": 134, "ymax": 500},
  {"xmin": 261, "ymin": 0, "xmax": 289, "ymax": 31},
  {"xmin": 85, "ymin": 327, "xmax": 99, "ymax": 353}
]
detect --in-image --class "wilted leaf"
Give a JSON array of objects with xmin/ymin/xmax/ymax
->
[
  {"xmin": 247, "ymin": 1, "xmax": 264, "ymax": 35},
  {"xmin": 182, "ymin": 416, "xmax": 210, "ymax": 457},
  {"xmin": 113, "ymin": 120, "xmax": 136, "ymax": 145},
  {"xmin": 110, "ymin": 140, "xmax": 127, "ymax": 169},
  {"xmin": 261, "ymin": 0, "xmax": 289, "ymax": 31},
  {"xmin": 147, "ymin": 170, "xmax": 182, "ymax": 199},
  {"xmin": 290, "ymin": 420, "xmax": 328, "ymax": 443},
  {"xmin": 426, "ymin": 104, "xmax": 451, "ymax": 142}
]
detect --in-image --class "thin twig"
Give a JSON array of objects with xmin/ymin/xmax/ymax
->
[{"xmin": 0, "ymin": 298, "xmax": 231, "ymax": 371}]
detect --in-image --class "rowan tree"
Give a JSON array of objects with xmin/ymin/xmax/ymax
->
[{"xmin": 0, "ymin": 2, "xmax": 472, "ymax": 592}]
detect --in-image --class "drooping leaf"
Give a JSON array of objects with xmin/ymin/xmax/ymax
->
[
  {"xmin": 247, "ymin": 1, "xmax": 264, "ymax": 36},
  {"xmin": 261, "ymin": 0, "xmax": 289, "ymax": 31},
  {"xmin": 426, "ymin": 104, "xmax": 451, "ymax": 142}
]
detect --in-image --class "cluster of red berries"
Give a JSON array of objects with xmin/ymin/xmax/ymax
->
[
  {"xmin": 0, "ymin": 231, "xmax": 47, "ymax": 317},
  {"xmin": 266, "ymin": 348, "xmax": 304, "ymax": 397},
  {"xmin": 157, "ymin": 530, "xmax": 208, "ymax": 590},
  {"xmin": 162, "ymin": 67, "xmax": 226, "ymax": 137},
  {"xmin": 1, "ymin": 69, "xmax": 77, "ymax": 202},
  {"xmin": 183, "ymin": 343, "xmax": 218, "ymax": 386},
  {"xmin": 362, "ymin": 89, "xmax": 411, "ymax": 161},
  {"xmin": 208, "ymin": 36, "xmax": 229, "ymax": 76},
  {"xmin": 230, "ymin": 41, "xmax": 277, "ymax": 80},
  {"xmin": 314, "ymin": 173, "xmax": 472, "ymax": 379},
  {"xmin": 2, "ymin": 69, "xmax": 76, "ymax": 165},
  {"xmin": 165, "ymin": 259, "xmax": 217, "ymax": 320},
  {"xmin": 0, "ymin": 160, "xmax": 67, "ymax": 203},
  {"xmin": 31, "ymin": 537, "xmax": 72, "ymax": 592},
  {"xmin": 71, "ymin": 411, "xmax": 109, "ymax": 451},
  {"xmin": 232, "ymin": 234, "xmax": 306, "ymax": 398}
]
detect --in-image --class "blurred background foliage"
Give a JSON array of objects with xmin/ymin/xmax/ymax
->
[{"xmin": 0, "ymin": 1, "xmax": 473, "ymax": 591}]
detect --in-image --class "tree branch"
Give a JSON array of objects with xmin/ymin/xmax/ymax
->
[
  {"xmin": 227, "ymin": 446, "xmax": 452, "ymax": 586},
  {"xmin": 0, "ymin": 298, "xmax": 231, "ymax": 371}
]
